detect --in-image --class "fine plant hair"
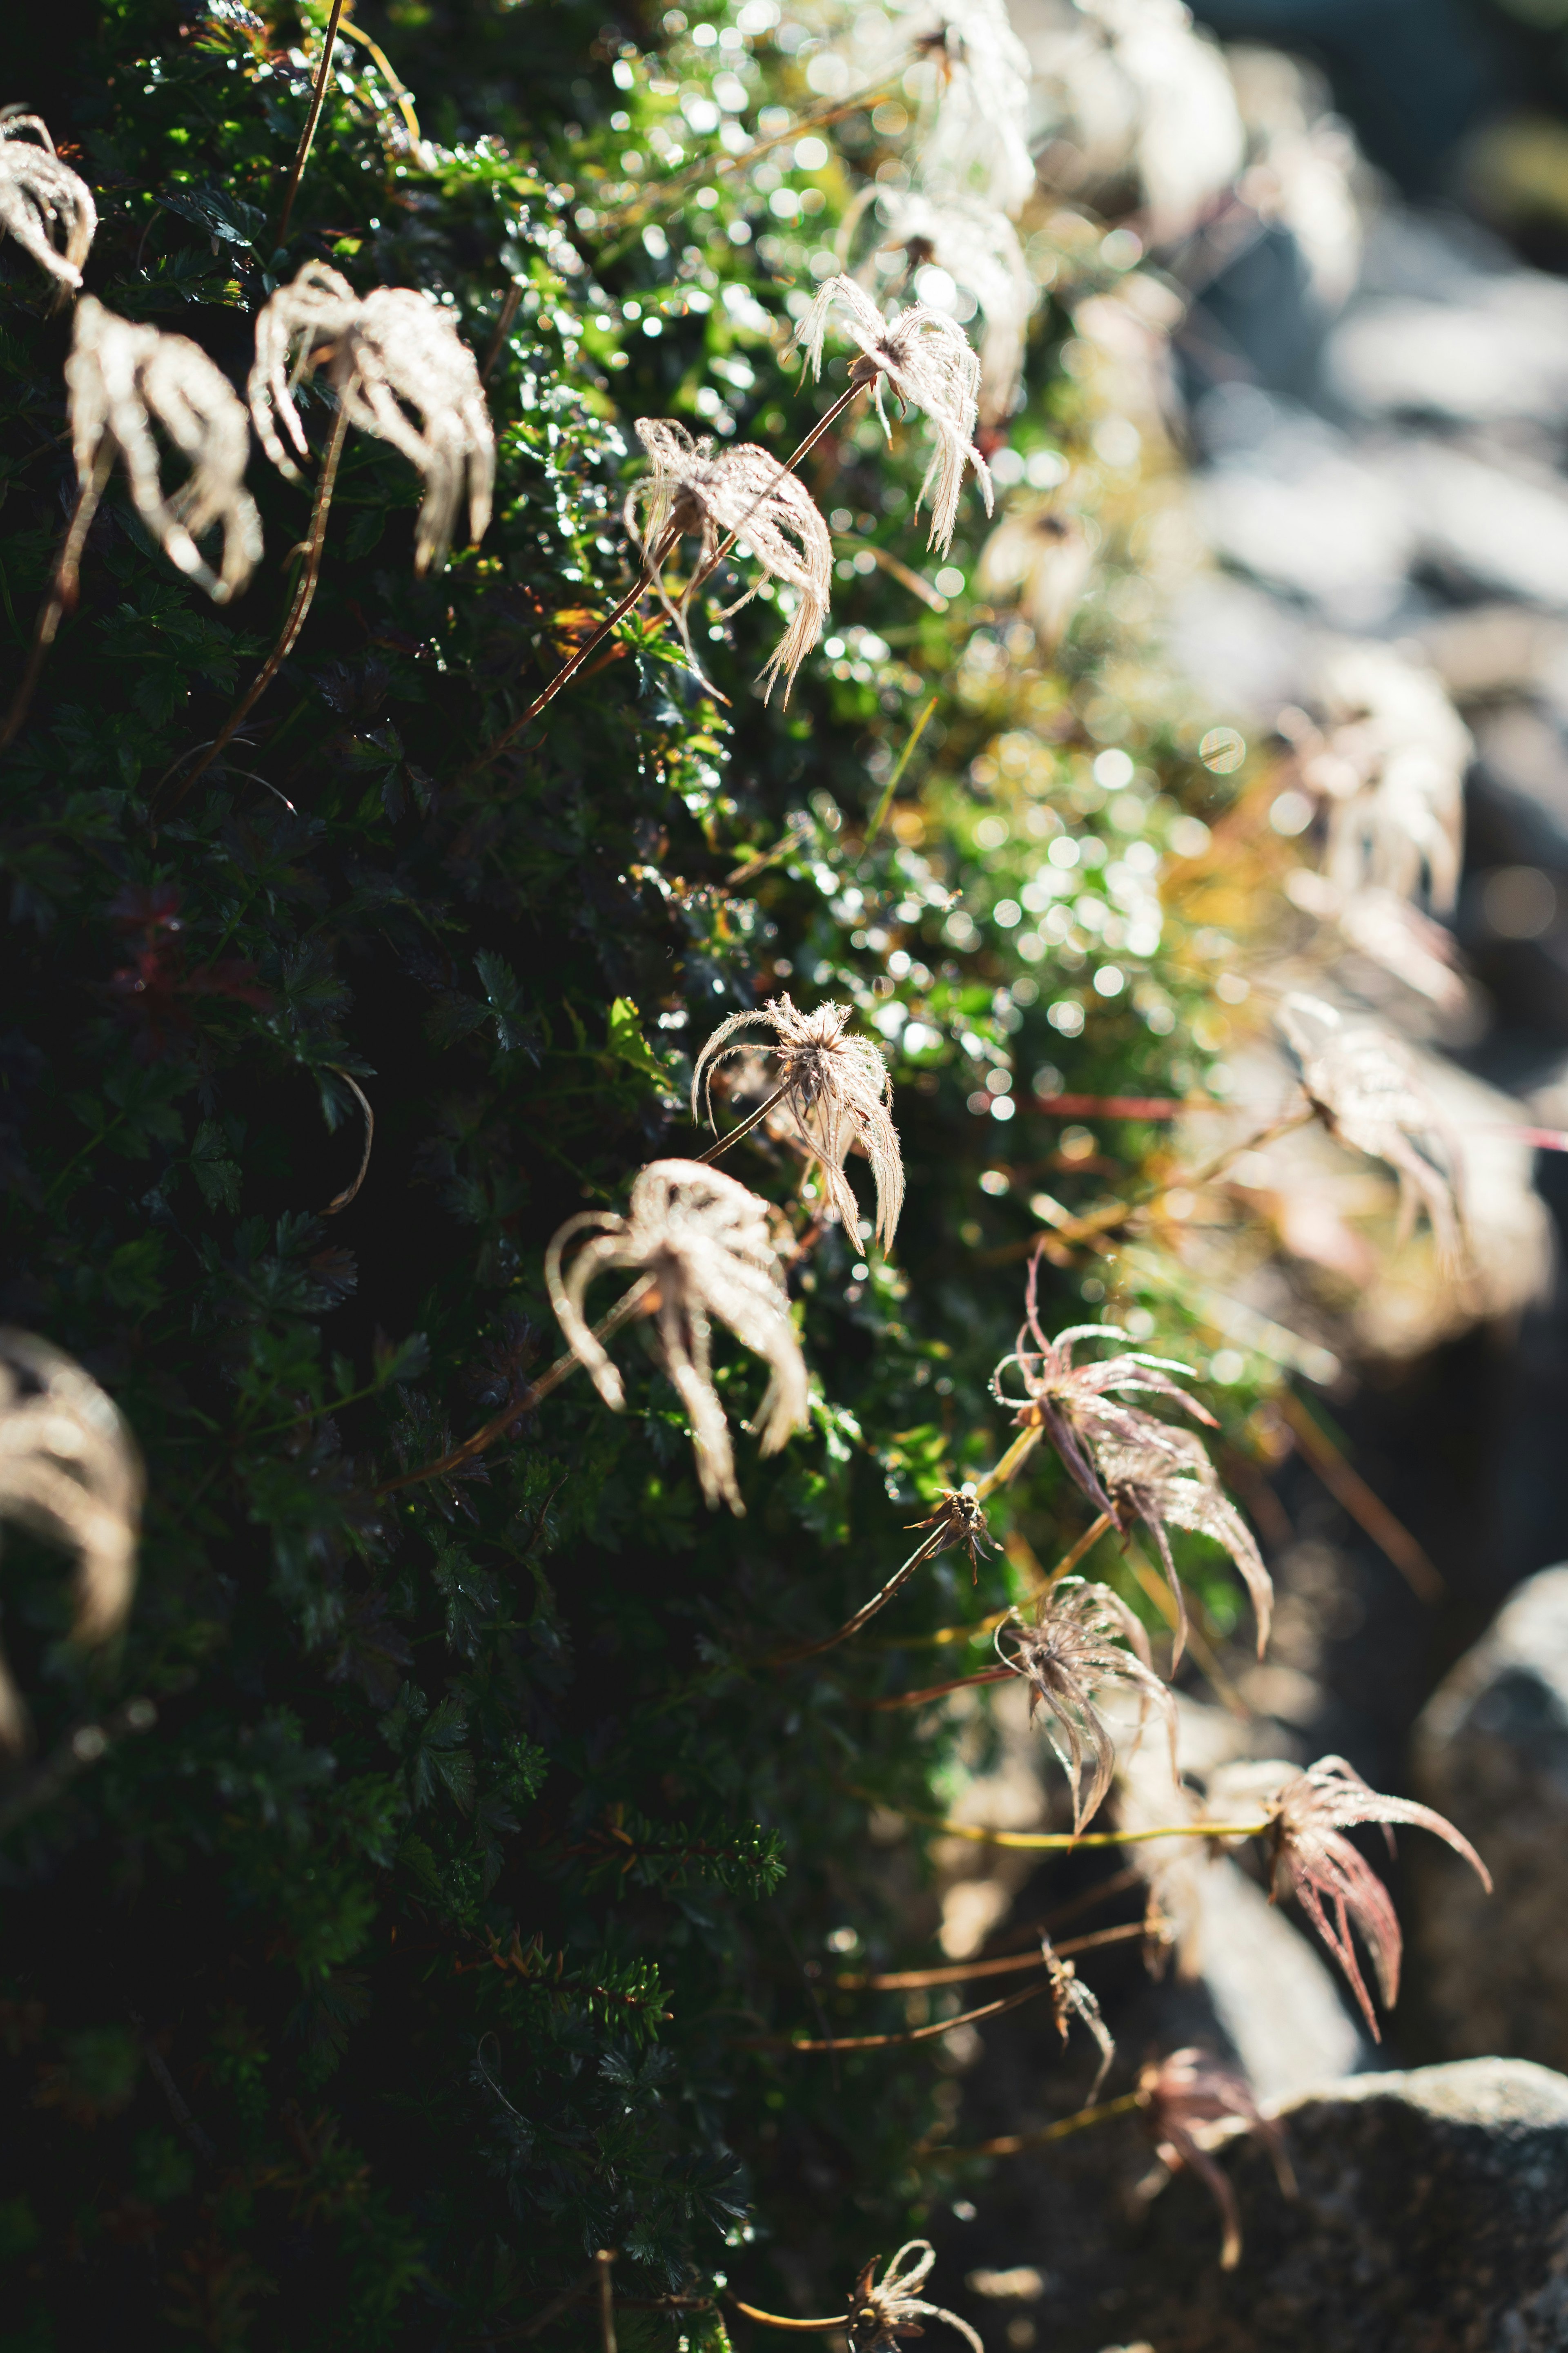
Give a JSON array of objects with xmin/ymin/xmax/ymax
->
[
  {"xmin": 1278, "ymin": 992, "xmax": 1466, "ymax": 1273},
  {"xmin": 995, "ymin": 1575, "xmax": 1178, "ymax": 1833},
  {"xmin": 249, "ymin": 261, "xmax": 494, "ymax": 575},
  {"xmin": 1136, "ymin": 2046, "xmax": 1291, "ymax": 2271},
  {"xmin": 1216, "ymin": 1753, "xmax": 1492, "ymax": 2038},
  {"xmin": 991, "ymin": 1249, "xmax": 1269, "ymax": 1656},
  {"xmin": 0, "ymin": 1331, "xmax": 143, "ymax": 1750},
  {"xmin": 0, "ymin": 112, "xmax": 97, "ymax": 293},
  {"xmin": 544, "ymin": 1159, "xmax": 808, "ymax": 1515},
  {"xmin": 845, "ymin": 2242, "xmax": 984, "ymax": 2353},
  {"xmin": 1042, "ymin": 1931, "xmax": 1116, "ymax": 2097},
  {"xmin": 693, "ymin": 993, "xmax": 904, "ymax": 1251},
  {"xmin": 793, "ymin": 275, "xmax": 993, "ymax": 557},
  {"xmin": 627, "ymin": 418, "xmax": 832, "ymax": 703}
]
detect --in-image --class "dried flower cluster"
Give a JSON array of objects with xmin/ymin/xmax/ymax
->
[
  {"xmin": 65, "ymin": 298, "xmax": 263, "ymax": 607},
  {"xmin": 995, "ymin": 1576, "xmax": 1176, "ymax": 1831},
  {"xmin": 795, "ymin": 276, "xmax": 993, "ymax": 556},
  {"xmin": 628, "ymin": 419, "xmax": 831, "ymax": 702},
  {"xmin": 250, "ymin": 262, "xmax": 494, "ymax": 575},
  {"xmin": 0, "ymin": 112, "xmax": 96, "ymax": 291},
  {"xmin": 694, "ymin": 994, "xmax": 904, "ymax": 1253},
  {"xmin": 846, "ymin": 2242, "xmax": 983, "ymax": 2353},
  {"xmin": 991, "ymin": 1253, "xmax": 1271, "ymax": 1654},
  {"xmin": 0, "ymin": 1331, "xmax": 143, "ymax": 1748},
  {"xmin": 1278, "ymin": 993, "xmax": 1464, "ymax": 1271},
  {"xmin": 1136, "ymin": 2046, "xmax": 1289, "ymax": 2270},
  {"xmin": 544, "ymin": 1160, "xmax": 808, "ymax": 1515}
]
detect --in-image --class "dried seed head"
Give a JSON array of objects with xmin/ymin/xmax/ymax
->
[
  {"xmin": 1231, "ymin": 1752, "xmax": 1491, "ymax": 2038},
  {"xmin": 249, "ymin": 262, "xmax": 494, "ymax": 573},
  {"xmin": 977, "ymin": 502, "xmax": 1094, "ymax": 650},
  {"xmin": 909, "ymin": 1484, "xmax": 993, "ymax": 1578},
  {"xmin": 1041, "ymin": 1932, "xmax": 1116, "ymax": 2095},
  {"xmin": 1136, "ymin": 2046, "xmax": 1288, "ymax": 2270},
  {"xmin": 0, "ymin": 112, "xmax": 96, "ymax": 291},
  {"xmin": 66, "ymin": 298, "xmax": 262, "ymax": 604},
  {"xmin": 872, "ymin": 190, "xmax": 1036, "ymax": 424},
  {"xmin": 628, "ymin": 420, "xmax": 831, "ymax": 703},
  {"xmin": 1278, "ymin": 993, "xmax": 1465, "ymax": 1273},
  {"xmin": 991, "ymin": 1251, "xmax": 1269, "ymax": 1659},
  {"xmin": 544, "ymin": 1159, "xmax": 808, "ymax": 1515},
  {"xmin": 911, "ymin": 0, "xmax": 1036, "ymax": 220},
  {"xmin": 0, "ymin": 1331, "xmax": 144, "ymax": 1749},
  {"xmin": 1306, "ymin": 642, "xmax": 1469, "ymax": 917},
  {"xmin": 792, "ymin": 276, "xmax": 993, "ymax": 556},
  {"xmin": 846, "ymin": 2241, "xmax": 983, "ymax": 2353},
  {"xmin": 694, "ymin": 994, "xmax": 904, "ymax": 1251},
  {"xmin": 996, "ymin": 1576, "xmax": 1177, "ymax": 1832}
]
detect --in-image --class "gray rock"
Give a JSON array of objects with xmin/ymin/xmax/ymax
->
[
  {"xmin": 1119, "ymin": 2058, "xmax": 1568, "ymax": 2352},
  {"xmin": 1410, "ymin": 1565, "xmax": 1568, "ymax": 2069}
]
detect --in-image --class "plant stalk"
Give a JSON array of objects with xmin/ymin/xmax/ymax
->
[{"xmin": 275, "ymin": 0, "xmax": 347, "ymax": 248}]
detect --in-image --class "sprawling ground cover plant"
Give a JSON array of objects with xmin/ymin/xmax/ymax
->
[{"xmin": 0, "ymin": 2, "xmax": 1487, "ymax": 2347}]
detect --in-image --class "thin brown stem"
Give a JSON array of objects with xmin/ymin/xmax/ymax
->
[
  {"xmin": 727, "ymin": 2305, "xmax": 849, "ymax": 2335},
  {"xmin": 693, "ymin": 1080, "xmax": 791, "ymax": 1166},
  {"xmin": 1276, "ymin": 1390, "xmax": 1444, "ymax": 1602},
  {"xmin": 1, "ymin": 453, "xmax": 111, "ymax": 753},
  {"xmin": 163, "ymin": 404, "xmax": 350, "ymax": 812},
  {"xmin": 742, "ymin": 1975, "xmax": 1051, "ymax": 2054},
  {"xmin": 595, "ymin": 2252, "xmax": 617, "ymax": 2353},
  {"xmin": 460, "ymin": 536, "xmax": 675, "ymax": 781},
  {"xmin": 275, "ymin": 0, "xmax": 347, "ymax": 248},
  {"xmin": 321, "ymin": 1067, "xmax": 374, "ymax": 1216},
  {"xmin": 761, "ymin": 1525, "xmax": 950, "ymax": 1668},
  {"xmin": 376, "ymin": 1273, "xmax": 658, "ymax": 1497},
  {"xmin": 840, "ymin": 1920, "xmax": 1145, "ymax": 1993},
  {"xmin": 865, "ymin": 1663, "xmax": 1013, "ymax": 1711},
  {"xmin": 481, "ymin": 284, "xmax": 523, "ymax": 386},
  {"xmin": 927, "ymin": 2087, "xmax": 1143, "ymax": 2163}
]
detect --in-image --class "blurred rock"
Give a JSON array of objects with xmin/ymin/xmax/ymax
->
[
  {"xmin": 1410, "ymin": 1565, "xmax": 1568, "ymax": 2070},
  {"xmin": 1111, "ymin": 2057, "xmax": 1568, "ymax": 2353}
]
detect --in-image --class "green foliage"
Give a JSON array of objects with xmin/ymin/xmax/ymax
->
[{"xmin": 0, "ymin": 2, "xmax": 1272, "ymax": 2346}]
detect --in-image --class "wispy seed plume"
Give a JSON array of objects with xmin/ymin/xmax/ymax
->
[{"xmin": 0, "ymin": 112, "xmax": 97, "ymax": 292}]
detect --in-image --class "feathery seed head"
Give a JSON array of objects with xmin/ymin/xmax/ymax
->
[
  {"xmin": 1278, "ymin": 993, "xmax": 1465, "ymax": 1272},
  {"xmin": 1041, "ymin": 1931, "xmax": 1116, "ymax": 2094},
  {"xmin": 996, "ymin": 1576, "xmax": 1177, "ymax": 1833},
  {"xmin": 792, "ymin": 276, "xmax": 993, "ymax": 555},
  {"xmin": 629, "ymin": 420, "xmax": 831, "ymax": 702},
  {"xmin": 1136, "ymin": 2046, "xmax": 1287, "ymax": 2270},
  {"xmin": 991, "ymin": 1251, "xmax": 1269, "ymax": 1658},
  {"xmin": 0, "ymin": 112, "xmax": 96, "ymax": 292},
  {"xmin": 0, "ymin": 1331, "xmax": 144, "ymax": 1750},
  {"xmin": 544, "ymin": 1160, "xmax": 808, "ymax": 1516},
  {"xmin": 847, "ymin": 2242, "xmax": 983, "ymax": 2353},
  {"xmin": 67, "ymin": 299, "xmax": 262, "ymax": 604},
  {"xmin": 1247, "ymin": 1752, "xmax": 1490, "ymax": 2038},
  {"xmin": 249, "ymin": 263, "xmax": 494, "ymax": 573},
  {"xmin": 910, "ymin": 1484, "xmax": 993, "ymax": 1578},
  {"xmin": 693, "ymin": 994, "xmax": 904, "ymax": 1251}
]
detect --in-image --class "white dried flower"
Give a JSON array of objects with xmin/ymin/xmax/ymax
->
[
  {"xmin": 997, "ymin": 1577, "xmax": 1177, "ymax": 1833},
  {"xmin": 977, "ymin": 501, "xmax": 1094, "ymax": 649},
  {"xmin": 872, "ymin": 189, "xmax": 1037, "ymax": 425},
  {"xmin": 249, "ymin": 262, "xmax": 494, "ymax": 574},
  {"xmin": 0, "ymin": 111, "xmax": 97, "ymax": 291},
  {"xmin": 627, "ymin": 419, "xmax": 831, "ymax": 703},
  {"xmin": 1278, "ymin": 993, "xmax": 1465, "ymax": 1271},
  {"xmin": 846, "ymin": 2242, "xmax": 983, "ymax": 2353},
  {"xmin": 0, "ymin": 1331, "xmax": 143, "ymax": 1750},
  {"xmin": 1299, "ymin": 642, "xmax": 1470, "ymax": 917},
  {"xmin": 544, "ymin": 1160, "xmax": 808, "ymax": 1516},
  {"xmin": 904, "ymin": 0, "xmax": 1036, "ymax": 219},
  {"xmin": 694, "ymin": 995, "xmax": 904, "ymax": 1252},
  {"xmin": 793, "ymin": 276, "xmax": 993, "ymax": 557},
  {"xmin": 65, "ymin": 297, "xmax": 262, "ymax": 604}
]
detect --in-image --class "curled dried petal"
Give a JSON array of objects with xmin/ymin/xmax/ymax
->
[
  {"xmin": 0, "ymin": 1331, "xmax": 144, "ymax": 1749},
  {"xmin": 996, "ymin": 1577, "xmax": 1176, "ymax": 1832},
  {"xmin": 694, "ymin": 995, "xmax": 903, "ymax": 1251},
  {"xmin": 1136, "ymin": 2046, "xmax": 1288, "ymax": 2270},
  {"xmin": 0, "ymin": 113, "xmax": 96, "ymax": 290},
  {"xmin": 249, "ymin": 262, "xmax": 494, "ymax": 573},
  {"xmin": 544, "ymin": 1160, "xmax": 808, "ymax": 1516},
  {"xmin": 847, "ymin": 2242, "xmax": 984, "ymax": 2353},
  {"xmin": 67, "ymin": 298, "xmax": 262, "ymax": 604}
]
